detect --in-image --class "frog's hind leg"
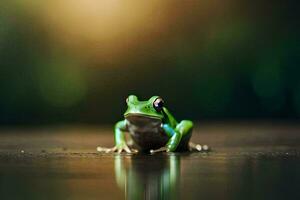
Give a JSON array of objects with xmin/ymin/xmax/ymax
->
[{"xmin": 175, "ymin": 120, "xmax": 209, "ymax": 152}]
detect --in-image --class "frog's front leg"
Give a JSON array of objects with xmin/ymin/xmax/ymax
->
[
  {"xmin": 150, "ymin": 124, "xmax": 181, "ymax": 153},
  {"xmin": 150, "ymin": 120, "xmax": 195, "ymax": 153},
  {"xmin": 97, "ymin": 120, "xmax": 137, "ymax": 154}
]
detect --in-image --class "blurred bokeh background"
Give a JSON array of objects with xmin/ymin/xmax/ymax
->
[{"xmin": 0, "ymin": 0, "xmax": 299, "ymax": 125}]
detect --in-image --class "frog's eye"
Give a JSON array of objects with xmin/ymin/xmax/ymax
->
[
  {"xmin": 126, "ymin": 97, "xmax": 129, "ymax": 104},
  {"xmin": 153, "ymin": 97, "xmax": 164, "ymax": 112}
]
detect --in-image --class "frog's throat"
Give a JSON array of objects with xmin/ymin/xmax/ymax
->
[{"xmin": 124, "ymin": 113, "xmax": 162, "ymax": 120}]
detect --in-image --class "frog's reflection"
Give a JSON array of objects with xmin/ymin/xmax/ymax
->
[{"xmin": 114, "ymin": 154, "xmax": 181, "ymax": 200}]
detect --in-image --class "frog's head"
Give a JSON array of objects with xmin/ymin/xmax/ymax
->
[{"xmin": 124, "ymin": 95, "xmax": 165, "ymax": 120}]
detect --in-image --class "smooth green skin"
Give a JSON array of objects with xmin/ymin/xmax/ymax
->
[{"xmin": 114, "ymin": 95, "xmax": 193, "ymax": 153}]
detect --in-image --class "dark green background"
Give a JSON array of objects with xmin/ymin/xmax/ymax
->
[{"xmin": 0, "ymin": 0, "xmax": 299, "ymax": 125}]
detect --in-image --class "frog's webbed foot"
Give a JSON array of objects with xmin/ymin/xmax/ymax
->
[
  {"xmin": 189, "ymin": 142, "xmax": 210, "ymax": 152},
  {"xmin": 150, "ymin": 147, "xmax": 168, "ymax": 154},
  {"xmin": 97, "ymin": 144, "xmax": 138, "ymax": 154}
]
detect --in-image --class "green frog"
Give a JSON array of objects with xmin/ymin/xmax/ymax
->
[{"xmin": 97, "ymin": 95, "xmax": 208, "ymax": 153}]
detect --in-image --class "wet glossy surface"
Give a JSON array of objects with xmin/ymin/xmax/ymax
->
[{"xmin": 0, "ymin": 123, "xmax": 300, "ymax": 200}]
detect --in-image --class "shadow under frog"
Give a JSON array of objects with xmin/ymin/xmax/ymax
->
[{"xmin": 114, "ymin": 154, "xmax": 183, "ymax": 200}]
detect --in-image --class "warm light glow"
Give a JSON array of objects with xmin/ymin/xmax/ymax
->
[
  {"xmin": 39, "ymin": 1, "xmax": 168, "ymax": 52},
  {"xmin": 14, "ymin": 0, "xmax": 228, "ymax": 65}
]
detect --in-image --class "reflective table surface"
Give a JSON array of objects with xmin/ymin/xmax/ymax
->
[{"xmin": 0, "ymin": 122, "xmax": 300, "ymax": 200}]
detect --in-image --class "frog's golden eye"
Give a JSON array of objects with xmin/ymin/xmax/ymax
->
[
  {"xmin": 126, "ymin": 97, "xmax": 129, "ymax": 104},
  {"xmin": 153, "ymin": 97, "xmax": 164, "ymax": 112}
]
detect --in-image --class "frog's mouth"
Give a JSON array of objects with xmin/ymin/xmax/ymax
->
[{"xmin": 124, "ymin": 113, "xmax": 162, "ymax": 126}]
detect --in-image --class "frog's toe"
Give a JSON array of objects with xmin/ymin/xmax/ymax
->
[
  {"xmin": 202, "ymin": 145, "xmax": 209, "ymax": 151},
  {"xmin": 96, "ymin": 146, "xmax": 117, "ymax": 153},
  {"xmin": 195, "ymin": 144, "xmax": 202, "ymax": 151},
  {"xmin": 117, "ymin": 148, "xmax": 123, "ymax": 153},
  {"xmin": 131, "ymin": 148, "xmax": 139, "ymax": 153},
  {"xmin": 97, "ymin": 145, "xmax": 138, "ymax": 154},
  {"xmin": 116, "ymin": 145, "xmax": 138, "ymax": 154},
  {"xmin": 189, "ymin": 142, "xmax": 210, "ymax": 152},
  {"xmin": 124, "ymin": 146, "xmax": 138, "ymax": 153},
  {"xmin": 150, "ymin": 147, "xmax": 168, "ymax": 154},
  {"xmin": 123, "ymin": 145, "xmax": 131, "ymax": 153}
]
